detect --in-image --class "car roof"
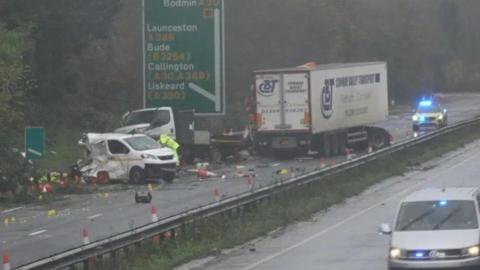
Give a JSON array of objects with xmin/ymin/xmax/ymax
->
[{"xmin": 403, "ymin": 187, "xmax": 480, "ymax": 202}]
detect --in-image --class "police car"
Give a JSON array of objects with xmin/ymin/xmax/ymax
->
[{"xmin": 412, "ymin": 99, "xmax": 448, "ymax": 131}]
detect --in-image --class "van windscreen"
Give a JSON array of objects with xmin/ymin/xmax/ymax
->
[{"xmin": 396, "ymin": 200, "xmax": 478, "ymax": 231}]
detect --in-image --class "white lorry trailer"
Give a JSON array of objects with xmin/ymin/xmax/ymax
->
[{"xmin": 253, "ymin": 62, "xmax": 390, "ymax": 156}]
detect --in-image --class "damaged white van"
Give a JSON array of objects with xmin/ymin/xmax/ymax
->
[{"xmin": 78, "ymin": 133, "xmax": 177, "ymax": 183}]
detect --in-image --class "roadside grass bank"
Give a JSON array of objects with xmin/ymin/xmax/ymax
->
[{"xmin": 97, "ymin": 123, "xmax": 480, "ymax": 270}]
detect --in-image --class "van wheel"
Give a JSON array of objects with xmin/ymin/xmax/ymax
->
[
  {"xmin": 163, "ymin": 172, "xmax": 175, "ymax": 183},
  {"xmin": 129, "ymin": 167, "xmax": 144, "ymax": 184}
]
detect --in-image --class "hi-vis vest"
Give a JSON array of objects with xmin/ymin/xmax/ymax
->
[{"xmin": 159, "ymin": 134, "xmax": 179, "ymax": 150}]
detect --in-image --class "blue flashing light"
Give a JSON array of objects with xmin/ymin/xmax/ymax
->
[
  {"xmin": 415, "ymin": 252, "xmax": 425, "ymax": 258},
  {"xmin": 439, "ymin": 200, "xmax": 447, "ymax": 206},
  {"xmin": 419, "ymin": 100, "xmax": 433, "ymax": 107}
]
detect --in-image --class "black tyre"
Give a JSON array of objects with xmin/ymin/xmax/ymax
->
[
  {"xmin": 338, "ymin": 133, "xmax": 347, "ymax": 155},
  {"xmin": 210, "ymin": 147, "xmax": 222, "ymax": 164},
  {"xmin": 331, "ymin": 135, "xmax": 339, "ymax": 156},
  {"xmin": 413, "ymin": 124, "xmax": 419, "ymax": 131},
  {"xmin": 323, "ymin": 135, "xmax": 332, "ymax": 157},
  {"xmin": 370, "ymin": 131, "xmax": 389, "ymax": 150},
  {"xmin": 129, "ymin": 167, "xmax": 144, "ymax": 184},
  {"xmin": 162, "ymin": 172, "xmax": 175, "ymax": 183}
]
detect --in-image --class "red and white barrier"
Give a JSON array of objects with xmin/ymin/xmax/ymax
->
[
  {"xmin": 82, "ymin": 227, "xmax": 90, "ymax": 245},
  {"xmin": 247, "ymin": 177, "xmax": 253, "ymax": 190},
  {"xmin": 346, "ymin": 148, "xmax": 353, "ymax": 160},
  {"xmin": 213, "ymin": 188, "xmax": 220, "ymax": 202},
  {"xmin": 3, "ymin": 250, "xmax": 10, "ymax": 270},
  {"xmin": 320, "ymin": 158, "xmax": 326, "ymax": 169},
  {"xmin": 151, "ymin": 205, "xmax": 158, "ymax": 222}
]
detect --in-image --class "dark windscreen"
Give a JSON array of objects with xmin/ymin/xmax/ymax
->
[
  {"xmin": 124, "ymin": 110, "xmax": 170, "ymax": 126},
  {"xmin": 396, "ymin": 200, "xmax": 478, "ymax": 231},
  {"xmin": 124, "ymin": 136, "xmax": 161, "ymax": 151}
]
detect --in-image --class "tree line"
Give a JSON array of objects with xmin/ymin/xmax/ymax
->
[{"xmin": 1, "ymin": 0, "xmax": 479, "ymax": 178}]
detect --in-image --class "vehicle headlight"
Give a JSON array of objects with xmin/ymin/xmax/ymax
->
[
  {"xmin": 437, "ymin": 114, "xmax": 443, "ymax": 120},
  {"xmin": 412, "ymin": 114, "xmax": 419, "ymax": 121},
  {"xmin": 390, "ymin": 248, "xmax": 402, "ymax": 259},
  {"xmin": 141, "ymin": 154, "xmax": 157, "ymax": 160},
  {"xmin": 466, "ymin": 246, "xmax": 480, "ymax": 257}
]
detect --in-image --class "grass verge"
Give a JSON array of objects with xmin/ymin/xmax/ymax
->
[{"xmin": 100, "ymin": 123, "xmax": 480, "ymax": 270}]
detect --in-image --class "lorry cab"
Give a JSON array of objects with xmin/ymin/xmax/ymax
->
[{"xmin": 115, "ymin": 107, "xmax": 177, "ymax": 140}]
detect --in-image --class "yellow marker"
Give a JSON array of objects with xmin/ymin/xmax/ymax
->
[
  {"xmin": 10, "ymin": 217, "xmax": 15, "ymax": 223},
  {"xmin": 4, "ymin": 218, "xmax": 9, "ymax": 226},
  {"xmin": 47, "ymin": 209, "xmax": 57, "ymax": 217},
  {"xmin": 38, "ymin": 195, "xmax": 43, "ymax": 200},
  {"xmin": 148, "ymin": 184, "xmax": 153, "ymax": 192},
  {"xmin": 104, "ymin": 192, "xmax": 109, "ymax": 198}
]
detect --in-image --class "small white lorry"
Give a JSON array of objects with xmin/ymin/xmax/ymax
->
[{"xmin": 115, "ymin": 108, "xmax": 246, "ymax": 163}]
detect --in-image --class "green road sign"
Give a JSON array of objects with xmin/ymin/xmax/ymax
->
[
  {"xmin": 25, "ymin": 127, "xmax": 45, "ymax": 160},
  {"xmin": 143, "ymin": 0, "xmax": 225, "ymax": 115}
]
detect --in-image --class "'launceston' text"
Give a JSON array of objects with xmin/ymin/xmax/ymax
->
[{"xmin": 147, "ymin": 24, "xmax": 198, "ymax": 33}]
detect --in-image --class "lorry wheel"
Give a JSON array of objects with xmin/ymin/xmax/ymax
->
[
  {"xmin": 162, "ymin": 172, "xmax": 175, "ymax": 183},
  {"xmin": 323, "ymin": 135, "xmax": 332, "ymax": 157},
  {"xmin": 412, "ymin": 124, "xmax": 419, "ymax": 131},
  {"xmin": 210, "ymin": 147, "xmax": 222, "ymax": 164},
  {"xmin": 331, "ymin": 135, "xmax": 339, "ymax": 156},
  {"xmin": 338, "ymin": 133, "xmax": 347, "ymax": 155},
  {"xmin": 370, "ymin": 131, "xmax": 388, "ymax": 150},
  {"xmin": 129, "ymin": 167, "xmax": 144, "ymax": 184}
]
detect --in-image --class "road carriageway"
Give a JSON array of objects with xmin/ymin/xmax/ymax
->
[{"xmin": 2, "ymin": 93, "xmax": 480, "ymax": 268}]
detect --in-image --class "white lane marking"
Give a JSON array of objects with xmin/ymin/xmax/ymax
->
[
  {"xmin": 1, "ymin": 207, "xmax": 24, "ymax": 214},
  {"xmin": 88, "ymin": 213, "xmax": 103, "ymax": 220},
  {"xmin": 241, "ymin": 149, "xmax": 479, "ymax": 270},
  {"xmin": 28, "ymin": 230, "xmax": 47, "ymax": 236}
]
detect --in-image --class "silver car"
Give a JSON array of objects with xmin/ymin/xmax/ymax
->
[{"xmin": 380, "ymin": 187, "xmax": 480, "ymax": 269}]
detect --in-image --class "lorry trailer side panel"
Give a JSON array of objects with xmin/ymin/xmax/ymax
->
[{"xmin": 310, "ymin": 62, "xmax": 388, "ymax": 134}]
